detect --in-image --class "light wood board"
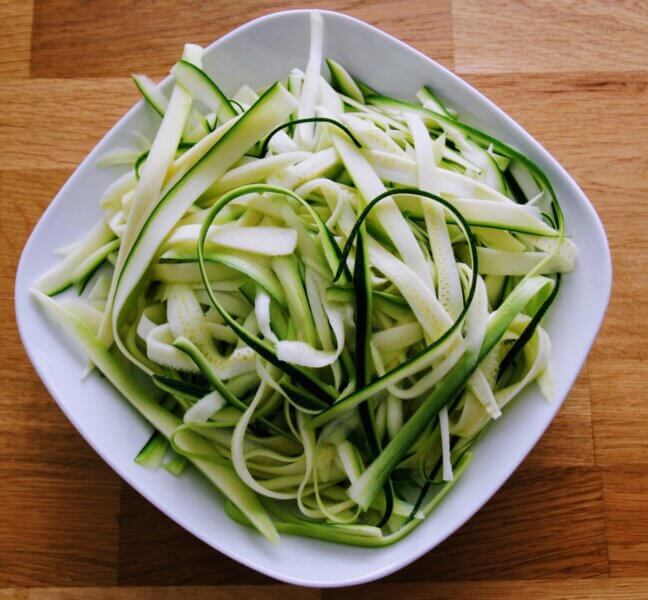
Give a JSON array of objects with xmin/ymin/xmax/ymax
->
[{"xmin": 1, "ymin": 0, "xmax": 647, "ymax": 596}]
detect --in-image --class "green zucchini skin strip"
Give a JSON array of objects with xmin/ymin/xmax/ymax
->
[
  {"xmin": 326, "ymin": 58, "xmax": 364, "ymax": 103},
  {"xmin": 197, "ymin": 184, "xmax": 349, "ymax": 403},
  {"xmin": 354, "ymin": 226, "xmax": 373, "ymax": 411},
  {"xmin": 229, "ymin": 99, "xmax": 245, "ymax": 114},
  {"xmin": 163, "ymin": 453, "xmax": 188, "ymax": 476},
  {"xmin": 73, "ymin": 238, "xmax": 120, "ymax": 293},
  {"xmin": 226, "ymin": 452, "xmax": 472, "ymax": 546},
  {"xmin": 417, "ymin": 84, "xmax": 454, "ymax": 120},
  {"xmin": 111, "ymin": 83, "xmax": 297, "ymax": 375},
  {"xmin": 135, "ymin": 431, "xmax": 169, "ymax": 470},
  {"xmin": 134, "ymin": 151, "xmax": 147, "ymax": 180},
  {"xmin": 334, "ymin": 188, "xmax": 476, "ymax": 282},
  {"xmin": 348, "ymin": 275, "xmax": 554, "ymax": 509},
  {"xmin": 351, "ymin": 77, "xmax": 377, "ymax": 99},
  {"xmin": 134, "ymin": 142, "xmax": 194, "ymax": 181},
  {"xmin": 498, "ymin": 274, "xmax": 561, "ymax": 380},
  {"xmin": 307, "ymin": 188, "xmax": 479, "ymax": 429},
  {"xmin": 401, "ymin": 199, "xmax": 559, "ymax": 237},
  {"xmin": 152, "ymin": 374, "xmax": 208, "ymax": 407},
  {"xmin": 36, "ymin": 219, "xmax": 115, "ymax": 296},
  {"xmin": 31, "ymin": 288, "xmax": 278, "ymax": 543},
  {"xmin": 365, "ymin": 94, "xmax": 565, "ymax": 236},
  {"xmin": 354, "ymin": 222, "xmax": 394, "ymax": 527},
  {"xmin": 171, "ymin": 59, "xmax": 237, "ymax": 122},
  {"xmin": 159, "ymin": 249, "xmax": 287, "ymax": 306},
  {"xmin": 103, "ymin": 45, "xmax": 206, "ymax": 352},
  {"xmin": 173, "ymin": 336, "xmax": 300, "ymax": 435},
  {"xmin": 327, "ymin": 286, "xmax": 408, "ymax": 306},
  {"xmin": 132, "ymin": 74, "xmax": 166, "ymax": 118},
  {"xmin": 132, "ymin": 71, "xmax": 210, "ymax": 143},
  {"xmin": 258, "ymin": 117, "xmax": 362, "ymax": 157}
]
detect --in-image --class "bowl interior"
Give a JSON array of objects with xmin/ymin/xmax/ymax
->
[{"xmin": 15, "ymin": 9, "xmax": 611, "ymax": 587}]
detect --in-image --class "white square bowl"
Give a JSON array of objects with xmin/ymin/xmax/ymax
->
[{"xmin": 15, "ymin": 9, "xmax": 612, "ymax": 587}]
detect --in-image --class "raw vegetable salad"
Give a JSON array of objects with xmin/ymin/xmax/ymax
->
[{"xmin": 32, "ymin": 12, "xmax": 575, "ymax": 546}]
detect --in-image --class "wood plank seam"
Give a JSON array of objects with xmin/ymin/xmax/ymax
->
[{"xmin": 582, "ymin": 360, "xmax": 613, "ymax": 576}]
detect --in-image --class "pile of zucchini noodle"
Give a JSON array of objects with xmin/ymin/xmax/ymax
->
[{"xmin": 32, "ymin": 12, "xmax": 576, "ymax": 546}]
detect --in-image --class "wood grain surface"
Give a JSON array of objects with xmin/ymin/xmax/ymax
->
[{"xmin": 1, "ymin": 0, "xmax": 647, "ymax": 597}]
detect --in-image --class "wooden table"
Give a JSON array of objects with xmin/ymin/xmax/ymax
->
[{"xmin": 1, "ymin": 1, "xmax": 647, "ymax": 597}]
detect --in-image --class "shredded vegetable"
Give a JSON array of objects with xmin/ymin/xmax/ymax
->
[{"xmin": 32, "ymin": 12, "xmax": 575, "ymax": 546}]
